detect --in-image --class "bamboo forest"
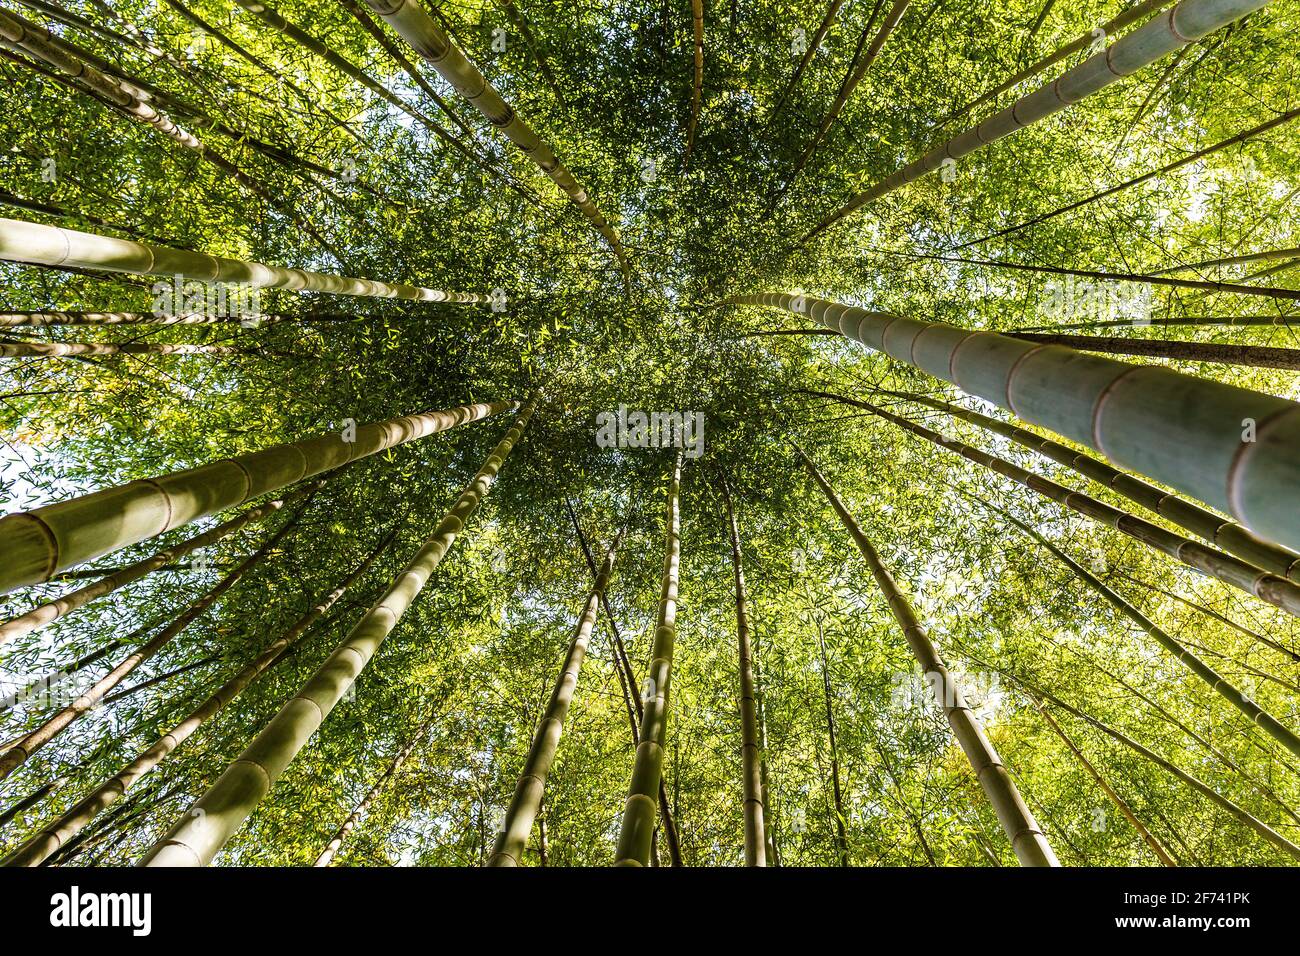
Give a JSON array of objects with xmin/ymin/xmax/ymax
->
[{"xmin": 0, "ymin": 0, "xmax": 1299, "ymax": 883}]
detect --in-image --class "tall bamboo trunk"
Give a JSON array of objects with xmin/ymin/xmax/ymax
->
[
  {"xmin": 488, "ymin": 533, "xmax": 621, "ymax": 866},
  {"xmin": 798, "ymin": 447, "xmax": 1059, "ymax": 866},
  {"xmin": 140, "ymin": 399, "xmax": 537, "ymax": 865},
  {"xmin": 683, "ymin": 0, "xmax": 704, "ymax": 165},
  {"xmin": 0, "ymin": 505, "xmax": 306, "ymax": 782},
  {"xmin": 1034, "ymin": 703, "xmax": 1177, "ymax": 866},
  {"xmin": 730, "ymin": 292, "xmax": 1300, "ymax": 554},
  {"xmin": 842, "ymin": 396, "xmax": 1300, "ymax": 622},
  {"xmin": 0, "ymin": 217, "xmax": 486, "ymax": 304},
  {"xmin": 0, "ymin": 340, "xmax": 275, "ymax": 359},
  {"xmin": 359, "ymin": 0, "xmax": 630, "ymax": 281},
  {"xmin": 0, "ymin": 398, "xmax": 513, "ymax": 594},
  {"xmin": 804, "ymin": 0, "xmax": 1275, "ymax": 240},
  {"xmin": 314, "ymin": 705, "xmax": 434, "ymax": 867},
  {"xmin": 814, "ymin": 616, "xmax": 849, "ymax": 867},
  {"xmin": 845, "ymin": 388, "xmax": 1300, "ymax": 581},
  {"xmin": 719, "ymin": 476, "xmax": 766, "ymax": 865},
  {"xmin": 2, "ymin": 529, "xmax": 394, "ymax": 867},
  {"xmin": 765, "ymin": 0, "xmax": 844, "ymax": 122},
  {"xmin": 614, "ymin": 454, "xmax": 683, "ymax": 866},
  {"xmin": 0, "ymin": 479, "xmax": 329, "ymax": 647}
]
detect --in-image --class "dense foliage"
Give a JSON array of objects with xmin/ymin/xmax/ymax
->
[{"xmin": 0, "ymin": 0, "xmax": 1297, "ymax": 866}]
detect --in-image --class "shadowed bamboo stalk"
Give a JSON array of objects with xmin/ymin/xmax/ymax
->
[
  {"xmin": 814, "ymin": 614, "xmax": 849, "ymax": 866},
  {"xmin": 765, "ymin": 0, "xmax": 844, "ymax": 123},
  {"xmin": 990, "ymin": 501, "xmax": 1300, "ymax": 761},
  {"xmin": 488, "ymin": 533, "xmax": 621, "ymax": 866},
  {"xmin": 1151, "ymin": 247, "xmax": 1300, "ymax": 276},
  {"xmin": 0, "ymin": 339, "xmax": 273, "ymax": 358},
  {"xmin": 844, "ymin": 397, "xmax": 1300, "ymax": 619},
  {"xmin": 359, "ymin": 0, "xmax": 630, "ymax": 281},
  {"xmin": 1004, "ymin": 332, "xmax": 1300, "ymax": 369},
  {"xmin": 2, "ymin": 534, "xmax": 391, "ymax": 868},
  {"xmin": 730, "ymin": 293, "xmax": 1300, "ymax": 553},
  {"xmin": 0, "ymin": 312, "xmax": 364, "ymax": 327},
  {"xmin": 828, "ymin": 388, "xmax": 1300, "ymax": 581},
  {"xmin": 614, "ymin": 453, "xmax": 683, "ymax": 866},
  {"xmin": 968, "ymin": 654, "xmax": 1300, "ymax": 862},
  {"xmin": 683, "ymin": 0, "xmax": 703, "ymax": 166},
  {"xmin": 1034, "ymin": 701, "xmax": 1176, "ymax": 866},
  {"xmin": 803, "ymin": 0, "xmax": 1275, "ymax": 241},
  {"xmin": 140, "ymin": 400, "xmax": 537, "ymax": 866},
  {"xmin": 0, "ymin": 506, "xmax": 305, "ymax": 782},
  {"xmin": 797, "ymin": 447, "xmax": 1059, "ymax": 866},
  {"xmin": 0, "ymin": 217, "xmax": 488, "ymax": 304},
  {"xmin": 0, "ymin": 398, "xmax": 513, "ymax": 594},
  {"xmin": 720, "ymin": 476, "xmax": 766, "ymax": 865},
  {"xmin": 0, "ymin": 481, "xmax": 322, "ymax": 647}
]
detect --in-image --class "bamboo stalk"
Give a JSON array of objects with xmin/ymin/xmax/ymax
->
[
  {"xmin": 730, "ymin": 292, "xmax": 1300, "ymax": 554},
  {"xmin": 720, "ymin": 475, "xmax": 767, "ymax": 865},
  {"xmin": 0, "ymin": 399, "xmax": 513, "ymax": 594},
  {"xmin": 1004, "ymin": 332, "xmax": 1300, "ymax": 370},
  {"xmin": 0, "ymin": 217, "xmax": 488, "ymax": 303},
  {"xmin": 797, "ymin": 447, "xmax": 1059, "ymax": 866},
  {"xmin": 359, "ymin": 0, "xmax": 630, "ymax": 281},
  {"xmin": 0, "ymin": 339, "xmax": 273, "ymax": 358},
  {"xmin": 833, "ymin": 387, "xmax": 1300, "ymax": 581},
  {"xmin": 683, "ymin": 0, "xmax": 704, "ymax": 166},
  {"xmin": 614, "ymin": 453, "xmax": 683, "ymax": 866},
  {"xmin": 139, "ymin": 399, "xmax": 537, "ymax": 866},
  {"xmin": 0, "ymin": 506, "xmax": 305, "ymax": 782},
  {"xmin": 803, "ymin": 0, "xmax": 1275, "ymax": 241},
  {"xmin": 488, "ymin": 533, "xmax": 621, "ymax": 866}
]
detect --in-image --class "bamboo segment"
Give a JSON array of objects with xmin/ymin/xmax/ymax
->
[
  {"xmin": 993, "ymin": 504, "xmax": 1300, "ymax": 762},
  {"xmin": 730, "ymin": 293, "xmax": 1300, "ymax": 553},
  {"xmin": 139, "ymin": 400, "xmax": 537, "ymax": 866},
  {"xmin": 0, "ymin": 399, "xmax": 514, "ymax": 594},
  {"xmin": 720, "ymin": 477, "xmax": 767, "ymax": 866},
  {"xmin": 0, "ymin": 507, "xmax": 304, "ymax": 782},
  {"xmin": 0, "ymin": 340, "xmax": 266, "ymax": 358},
  {"xmin": 358, "ymin": 0, "xmax": 630, "ymax": 280},
  {"xmin": 0, "ymin": 480, "xmax": 326, "ymax": 647},
  {"xmin": 0, "ymin": 217, "xmax": 488, "ymax": 303},
  {"xmin": 798, "ymin": 447, "xmax": 1059, "ymax": 866},
  {"xmin": 846, "ymin": 396, "xmax": 1300, "ymax": 619},
  {"xmin": 614, "ymin": 454, "xmax": 683, "ymax": 866},
  {"xmin": 840, "ymin": 388, "xmax": 1300, "ymax": 581},
  {"xmin": 488, "ymin": 534, "xmax": 620, "ymax": 866},
  {"xmin": 1, "ymin": 531, "xmax": 393, "ymax": 868},
  {"xmin": 803, "ymin": 0, "xmax": 1275, "ymax": 240},
  {"xmin": 314, "ymin": 710, "xmax": 432, "ymax": 867}
]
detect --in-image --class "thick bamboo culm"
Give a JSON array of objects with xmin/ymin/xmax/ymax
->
[
  {"xmin": 488, "ymin": 534, "xmax": 620, "ymax": 866},
  {"xmin": 614, "ymin": 454, "xmax": 683, "ymax": 866},
  {"xmin": 0, "ymin": 217, "xmax": 487, "ymax": 303},
  {"xmin": 139, "ymin": 400, "xmax": 537, "ymax": 865},
  {"xmin": 804, "ymin": 0, "xmax": 1274, "ymax": 239},
  {"xmin": 851, "ymin": 396, "xmax": 1300, "ymax": 620},
  {"xmin": 845, "ymin": 388, "xmax": 1300, "ymax": 581},
  {"xmin": 0, "ymin": 312, "xmax": 307, "ymax": 326},
  {"xmin": 2, "ymin": 530, "xmax": 394, "ymax": 868},
  {"xmin": 721, "ymin": 477, "xmax": 767, "ymax": 865},
  {"xmin": 359, "ymin": 0, "xmax": 630, "ymax": 280},
  {"xmin": 0, "ymin": 506, "xmax": 305, "ymax": 782},
  {"xmin": 0, "ymin": 340, "xmax": 266, "ymax": 358},
  {"xmin": 731, "ymin": 293, "xmax": 1300, "ymax": 554},
  {"xmin": 0, "ymin": 400, "xmax": 515, "ymax": 595},
  {"xmin": 798, "ymin": 448, "xmax": 1060, "ymax": 867},
  {"xmin": 0, "ymin": 478, "xmax": 327, "ymax": 647}
]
